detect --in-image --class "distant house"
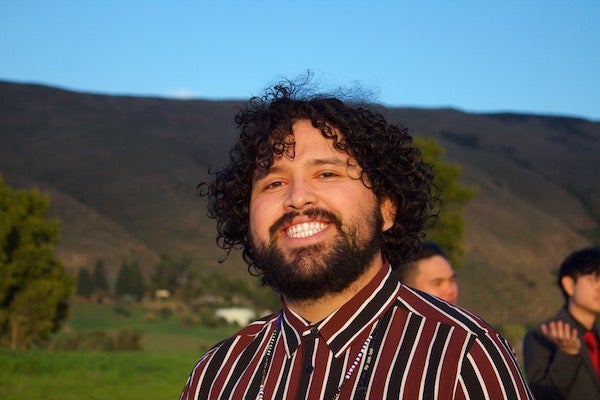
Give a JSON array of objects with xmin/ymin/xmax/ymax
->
[
  {"xmin": 215, "ymin": 307, "xmax": 256, "ymax": 326},
  {"xmin": 155, "ymin": 289, "xmax": 171, "ymax": 299}
]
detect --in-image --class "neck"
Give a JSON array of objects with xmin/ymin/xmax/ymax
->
[
  {"xmin": 568, "ymin": 302, "xmax": 597, "ymax": 330},
  {"xmin": 283, "ymin": 257, "xmax": 384, "ymax": 323}
]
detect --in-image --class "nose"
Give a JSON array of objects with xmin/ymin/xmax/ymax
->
[{"xmin": 284, "ymin": 178, "xmax": 317, "ymax": 210}]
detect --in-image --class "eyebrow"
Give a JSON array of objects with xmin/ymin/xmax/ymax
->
[{"xmin": 310, "ymin": 157, "xmax": 349, "ymax": 168}]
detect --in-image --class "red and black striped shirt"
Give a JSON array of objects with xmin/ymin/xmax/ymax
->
[{"xmin": 181, "ymin": 266, "xmax": 533, "ymax": 399}]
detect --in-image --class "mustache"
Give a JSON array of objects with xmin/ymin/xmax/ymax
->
[{"xmin": 269, "ymin": 208, "xmax": 342, "ymax": 237}]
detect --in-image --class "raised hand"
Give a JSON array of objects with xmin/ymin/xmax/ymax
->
[{"xmin": 541, "ymin": 320, "xmax": 581, "ymax": 356}]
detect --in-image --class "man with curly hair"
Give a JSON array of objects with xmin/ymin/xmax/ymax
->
[{"xmin": 180, "ymin": 81, "xmax": 532, "ymax": 399}]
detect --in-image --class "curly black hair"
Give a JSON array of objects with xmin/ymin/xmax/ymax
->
[{"xmin": 198, "ymin": 80, "xmax": 439, "ymax": 276}]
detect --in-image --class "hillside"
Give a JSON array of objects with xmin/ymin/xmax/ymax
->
[{"xmin": 0, "ymin": 81, "xmax": 598, "ymax": 326}]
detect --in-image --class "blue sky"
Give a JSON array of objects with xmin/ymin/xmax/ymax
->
[{"xmin": 1, "ymin": 1, "xmax": 599, "ymax": 121}]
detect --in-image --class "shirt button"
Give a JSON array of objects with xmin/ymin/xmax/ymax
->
[
  {"xmin": 304, "ymin": 365, "xmax": 314, "ymax": 374},
  {"xmin": 310, "ymin": 327, "xmax": 319, "ymax": 335}
]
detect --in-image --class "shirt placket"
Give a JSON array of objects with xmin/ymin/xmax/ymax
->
[{"xmin": 295, "ymin": 326, "xmax": 320, "ymax": 399}]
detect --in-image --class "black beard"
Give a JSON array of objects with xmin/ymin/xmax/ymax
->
[{"xmin": 254, "ymin": 208, "xmax": 384, "ymax": 301}]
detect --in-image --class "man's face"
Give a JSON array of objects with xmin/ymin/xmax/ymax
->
[
  {"xmin": 249, "ymin": 119, "xmax": 395, "ymax": 301},
  {"xmin": 564, "ymin": 272, "xmax": 600, "ymax": 318},
  {"xmin": 410, "ymin": 255, "xmax": 458, "ymax": 304}
]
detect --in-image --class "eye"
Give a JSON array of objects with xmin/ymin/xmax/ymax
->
[
  {"xmin": 264, "ymin": 180, "xmax": 284, "ymax": 190},
  {"xmin": 319, "ymin": 171, "xmax": 339, "ymax": 179}
]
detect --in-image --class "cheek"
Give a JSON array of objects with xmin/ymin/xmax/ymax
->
[
  {"xmin": 248, "ymin": 218, "xmax": 260, "ymax": 244},
  {"xmin": 249, "ymin": 197, "xmax": 279, "ymax": 240},
  {"xmin": 572, "ymin": 288, "xmax": 591, "ymax": 304},
  {"xmin": 249, "ymin": 201, "xmax": 266, "ymax": 239}
]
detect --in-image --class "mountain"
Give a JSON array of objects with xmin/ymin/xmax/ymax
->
[{"xmin": 0, "ymin": 81, "xmax": 598, "ymax": 326}]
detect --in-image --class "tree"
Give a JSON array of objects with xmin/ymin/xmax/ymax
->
[
  {"xmin": 92, "ymin": 259, "xmax": 109, "ymax": 297},
  {"xmin": 151, "ymin": 255, "xmax": 190, "ymax": 297},
  {"xmin": 92, "ymin": 260, "xmax": 109, "ymax": 292},
  {"xmin": 115, "ymin": 260, "xmax": 145, "ymax": 301},
  {"xmin": 76, "ymin": 268, "xmax": 94, "ymax": 298},
  {"xmin": 0, "ymin": 176, "xmax": 73, "ymax": 349},
  {"xmin": 415, "ymin": 137, "xmax": 475, "ymax": 265}
]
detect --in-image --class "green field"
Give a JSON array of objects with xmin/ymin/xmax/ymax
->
[
  {"xmin": 0, "ymin": 300, "xmax": 241, "ymax": 399},
  {"xmin": 0, "ymin": 350, "xmax": 193, "ymax": 399}
]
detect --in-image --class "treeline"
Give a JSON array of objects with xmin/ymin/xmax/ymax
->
[
  {"xmin": 76, "ymin": 260, "xmax": 143, "ymax": 302},
  {"xmin": 75, "ymin": 255, "xmax": 279, "ymax": 311}
]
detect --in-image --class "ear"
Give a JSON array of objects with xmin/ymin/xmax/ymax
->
[
  {"xmin": 561, "ymin": 276, "xmax": 575, "ymax": 297},
  {"xmin": 380, "ymin": 197, "xmax": 396, "ymax": 232}
]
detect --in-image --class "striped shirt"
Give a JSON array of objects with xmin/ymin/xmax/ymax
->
[{"xmin": 180, "ymin": 266, "xmax": 533, "ymax": 399}]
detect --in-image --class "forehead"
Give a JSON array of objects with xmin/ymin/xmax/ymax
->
[
  {"xmin": 417, "ymin": 255, "xmax": 455, "ymax": 277},
  {"xmin": 273, "ymin": 120, "xmax": 350, "ymax": 165},
  {"xmin": 288, "ymin": 120, "xmax": 342, "ymax": 155},
  {"xmin": 575, "ymin": 271, "xmax": 600, "ymax": 280},
  {"xmin": 252, "ymin": 119, "xmax": 350, "ymax": 182}
]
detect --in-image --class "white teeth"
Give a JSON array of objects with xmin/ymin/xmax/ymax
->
[{"xmin": 286, "ymin": 222, "xmax": 327, "ymax": 238}]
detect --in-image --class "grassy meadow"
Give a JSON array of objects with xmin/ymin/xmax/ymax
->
[
  {"xmin": 0, "ymin": 350, "xmax": 193, "ymax": 399},
  {"xmin": 0, "ymin": 300, "xmax": 240, "ymax": 399}
]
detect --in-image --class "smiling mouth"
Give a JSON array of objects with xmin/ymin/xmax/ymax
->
[{"xmin": 286, "ymin": 222, "xmax": 327, "ymax": 238}]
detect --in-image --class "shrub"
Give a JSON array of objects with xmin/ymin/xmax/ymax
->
[{"xmin": 47, "ymin": 329, "xmax": 143, "ymax": 351}]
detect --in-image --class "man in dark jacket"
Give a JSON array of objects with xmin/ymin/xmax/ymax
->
[{"xmin": 523, "ymin": 246, "xmax": 600, "ymax": 399}]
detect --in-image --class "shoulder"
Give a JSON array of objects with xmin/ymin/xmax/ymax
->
[
  {"xmin": 197, "ymin": 312, "xmax": 279, "ymax": 363},
  {"xmin": 180, "ymin": 313, "xmax": 280, "ymax": 400},
  {"xmin": 396, "ymin": 285, "xmax": 519, "ymax": 361},
  {"xmin": 233, "ymin": 311, "xmax": 279, "ymax": 337},
  {"xmin": 396, "ymin": 285, "xmax": 531, "ymax": 398},
  {"xmin": 397, "ymin": 284, "xmax": 493, "ymax": 336}
]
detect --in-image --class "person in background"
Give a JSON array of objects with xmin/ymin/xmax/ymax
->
[
  {"xmin": 180, "ymin": 79, "xmax": 533, "ymax": 399},
  {"xmin": 523, "ymin": 246, "xmax": 600, "ymax": 399},
  {"xmin": 395, "ymin": 241, "xmax": 458, "ymax": 304}
]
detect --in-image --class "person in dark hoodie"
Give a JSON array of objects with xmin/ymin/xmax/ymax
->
[{"xmin": 524, "ymin": 246, "xmax": 600, "ymax": 399}]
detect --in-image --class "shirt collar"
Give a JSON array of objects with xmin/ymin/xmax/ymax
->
[{"xmin": 279, "ymin": 264, "xmax": 400, "ymax": 358}]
